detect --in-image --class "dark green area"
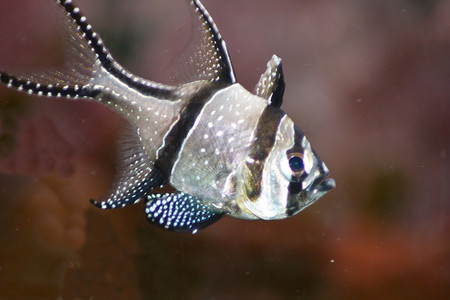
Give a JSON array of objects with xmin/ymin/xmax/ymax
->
[{"xmin": 365, "ymin": 168, "xmax": 407, "ymax": 220}]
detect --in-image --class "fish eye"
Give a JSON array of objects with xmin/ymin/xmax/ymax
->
[{"xmin": 288, "ymin": 153, "xmax": 304, "ymax": 176}]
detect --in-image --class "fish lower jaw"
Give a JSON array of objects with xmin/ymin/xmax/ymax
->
[
  {"xmin": 309, "ymin": 177, "xmax": 336, "ymax": 202},
  {"xmin": 229, "ymin": 197, "xmax": 261, "ymax": 220},
  {"xmin": 232, "ymin": 198, "xmax": 289, "ymax": 221}
]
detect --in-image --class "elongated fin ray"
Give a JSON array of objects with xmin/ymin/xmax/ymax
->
[
  {"xmin": 1, "ymin": 0, "xmax": 178, "ymax": 100},
  {"xmin": 170, "ymin": 0, "xmax": 236, "ymax": 84},
  {"xmin": 191, "ymin": 0, "xmax": 236, "ymax": 83},
  {"xmin": 90, "ymin": 126, "xmax": 166, "ymax": 209},
  {"xmin": 56, "ymin": 0, "xmax": 177, "ymax": 99},
  {"xmin": 0, "ymin": 0, "xmax": 101, "ymax": 99},
  {"xmin": 145, "ymin": 192, "xmax": 223, "ymax": 233},
  {"xmin": 255, "ymin": 55, "xmax": 285, "ymax": 107},
  {"xmin": 0, "ymin": 72, "xmax": 99, "ymax": 98}
]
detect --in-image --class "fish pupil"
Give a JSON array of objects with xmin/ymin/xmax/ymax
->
[{"xmin": 289, "ymin": 156, "xmax": 304, "ymax": 173}]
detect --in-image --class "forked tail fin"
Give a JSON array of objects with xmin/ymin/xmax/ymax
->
[{"xmin": 0, "ymin": 0, "xmax": 176, "ymax": 101}]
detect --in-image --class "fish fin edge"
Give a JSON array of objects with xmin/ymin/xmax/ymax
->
[
  {"xmin": 254, "ymin": 54, "xmax": 285, "ymax": 107},
  {"xmin": 145, "ymin": 191, "xmax": 224, "ymax": 233},
  {"xmin": 90, "ymin": 124, "xmax": 166, "ymax": 209}
]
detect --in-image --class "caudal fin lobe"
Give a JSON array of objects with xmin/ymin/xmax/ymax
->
[
  {"xmin": 0, "ymin": 0, "xmax": 169, "ymax": 101},
  {"xmin": 0, "ymin": 0, "xmax": 110, "ymax": 99}
]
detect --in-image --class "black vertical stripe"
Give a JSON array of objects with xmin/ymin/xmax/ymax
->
[
  {"xmin": 154, "ymin": 83, "xmax": 226, "ymax": 177},
  {"xmin": 286, "ymin": 128, "xmax": 309, "ymax": 216},
  {"xmin": 249, "ymin": 107, "xmax": 285, "ymax": 161},
  {"xmin": 245, "ymin": 106, "xmax": 285, "ymax": 201}
]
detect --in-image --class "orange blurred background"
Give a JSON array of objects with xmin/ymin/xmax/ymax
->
[{"xmin": 0, "ymin": 0, "xmax": 448, "ymax": 299}]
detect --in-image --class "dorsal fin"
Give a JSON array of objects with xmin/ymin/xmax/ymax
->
[
  {"xmin": 254, "ymin": 55, "xmax": 285, "ymax": 107},
  {"xmin": 190, "ymin": 0, "xmax": 236, "ymax": 83},
  {"xmin": 170, "ymin": 0, "xmax": 236, "ymax": 84}
]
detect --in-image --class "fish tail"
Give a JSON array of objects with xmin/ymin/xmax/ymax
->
[
  {"xmin": 0, "ymin": 72, "xmax": 100, "ymax": 99},
  {"xmin": 1, "ymin": 0, "xmax": 176, "ymax": 102},
  {"xmin": 55, "ymin": 0, "xmax": 175, "ymax": 100},
  {"xmin": 0, "ymin": 0, "xmax": 106, "ymax": 100}
]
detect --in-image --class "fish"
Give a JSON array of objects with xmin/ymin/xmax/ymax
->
[{"xmin": 0, "ymin": 0, "xmax": 335, "ymax": 233}]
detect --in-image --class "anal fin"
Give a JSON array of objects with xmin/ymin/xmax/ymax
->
[
  {"xmin": 145, "ymin": 192, "xmax": 223, "ymax": 233},
  {"xmin": 91, "ymin": 126, "xmax": 166, "ymax": 209},
  {"xmin": 91, "ymin": 167, "xmax": 165, "ymax": 209}
]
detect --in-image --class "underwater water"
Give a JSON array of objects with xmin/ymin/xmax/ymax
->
[{"xmin": 0, "ymin": 0, "xmax": 448, "ymax": 299}]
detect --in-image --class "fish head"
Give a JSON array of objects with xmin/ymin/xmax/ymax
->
[{"xmin": 240, "ymin": 112, "xmax": 335, "ymax": 220}]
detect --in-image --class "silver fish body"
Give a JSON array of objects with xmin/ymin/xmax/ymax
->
[{"xmin": 0, "ymin": 0, "xmax": 335, "ymax": 232}]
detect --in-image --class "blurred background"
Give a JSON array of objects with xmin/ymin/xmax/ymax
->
[{"xmin": 0, "ymin": 0, "xmax": 448, "ymax": 299}]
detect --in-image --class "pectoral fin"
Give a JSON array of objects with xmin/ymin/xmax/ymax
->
[{"xmin": 145, "ymin": 192, "xmax": 223, "ymax": 233}]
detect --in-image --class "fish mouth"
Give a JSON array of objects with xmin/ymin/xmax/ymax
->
[
  {"xmin": 309, "ymin": 176, "xmax": 336, "ymax": 201},
  {"xmin": 286, "ymin": 175, "xmax": 335, "ymax": 217},
  {"xmin": 316, "ymin": 177, "xmax": 336, "ymax": 193}
]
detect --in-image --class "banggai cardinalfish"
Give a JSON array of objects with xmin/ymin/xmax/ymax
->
[{"xmin": 0, "ymin": 0, "xmax": 335, "ymax": 233}]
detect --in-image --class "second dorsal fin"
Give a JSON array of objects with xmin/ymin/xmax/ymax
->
[
  {"xmin": 190, "ymin": 0, "xmax": 236, "ymax": 83},
  {"xmin": 170, "ymin": 0, "xmax": 236, "ymax": 85}
]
